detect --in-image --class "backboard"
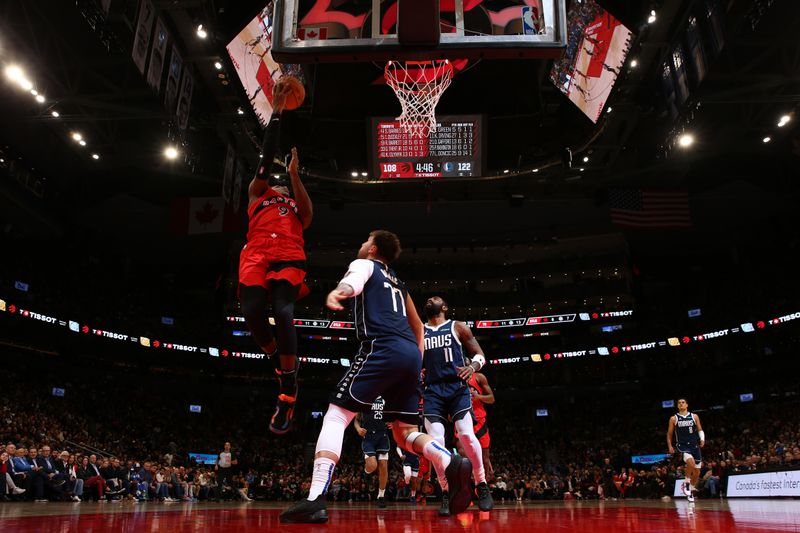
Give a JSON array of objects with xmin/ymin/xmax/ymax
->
[{"xmin": 271, "ymin": 0, "xmax": 568, "ymax": 63}]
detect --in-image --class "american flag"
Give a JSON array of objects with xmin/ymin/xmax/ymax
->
[{"xmin": 609, "ymin": 189, "xmax": 691, "ymax": 228}]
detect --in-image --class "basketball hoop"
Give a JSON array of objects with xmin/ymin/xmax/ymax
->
[{"xmin": 384, "ymin": 60, "xmax": 454, "ymax": 138}]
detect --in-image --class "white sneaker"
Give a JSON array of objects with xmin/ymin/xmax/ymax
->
[
  {"xmin": 682, "ymin": 481, "xmax": 691, "ymax": 497},
  {"xmin": 72, "ymin": 496, "xmax": 81, "ymax": 502},
  {"xmin": 687, "ymin": 491, "xmax": 695, "ymax": 503},
  {"xmin": 12, "ymin": 488, "xmax": 26, "ymax": 495}
]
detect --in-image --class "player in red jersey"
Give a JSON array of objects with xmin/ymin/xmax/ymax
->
[
  {"xmin": 456, "ymin": 370, "xmax": 495, "ymax": 480},
  {"xmin": 239, "ymin": 80, "xmax": 313, "ymax": 434}
]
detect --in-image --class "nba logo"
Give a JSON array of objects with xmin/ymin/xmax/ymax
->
[{"xmin": 522, "ymin": 6, "xmax": 540, "ymax": 35}]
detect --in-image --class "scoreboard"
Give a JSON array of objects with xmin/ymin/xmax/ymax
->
[{"xmin": 370, "ymin": 115, "xmax": 484, "ymax": 179}]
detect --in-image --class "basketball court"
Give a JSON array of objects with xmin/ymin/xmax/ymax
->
[{"xmin": 1, "ymin": 500, "xmax": 798, "ymax": 532}]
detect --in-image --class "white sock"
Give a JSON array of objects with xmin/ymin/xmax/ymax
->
[
  {"xmin": 410, "ymin": 490, "xmax": 416, "ymax": 497},
  {"xmin": 403, "ymin": 465, "xmax": 412, "ymax": 484},
  {"xmin": 421, "ymin": 439, "xmax": 452, "ymax": 491},
  {"xmin": 307, "ymin": 457, "xmax": 335, "ymax": 500},
  {"xmin": 455, "ymin": 416, "xmax": 486, "ymax": 484},
  {"xmin": 378, "ymin": 488, "xmax": 385, "ymax": 498}
]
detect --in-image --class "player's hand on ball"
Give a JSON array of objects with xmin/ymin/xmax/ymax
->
[
  {"xmin": 272, "ymin": 80, "xmax": 291, "ymax": 113},
  {"xmin": 326, "ymin": 289, "xmax": 349, "ymax": 311}
]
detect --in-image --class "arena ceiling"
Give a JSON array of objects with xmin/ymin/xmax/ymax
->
[{"xmin": 0, "ymin": 0, "xmax": 798, "ymax": 259}]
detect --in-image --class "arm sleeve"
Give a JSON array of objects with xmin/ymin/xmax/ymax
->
[
  {"xmin": 254, "ymin": 113, "xmax": 282, "ymax": 180},
  {"xmin": 339, "ymin": 260, "xmax": 374, "ymax": 297}
]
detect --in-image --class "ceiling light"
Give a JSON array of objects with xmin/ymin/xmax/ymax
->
[
  {"xmin": 91, "ymin": 153, "xmax": 100, "ymax": 160},
  {"xmin": 762, "ymin": 136, "xmax": 771, "ymax": 143},
  {"xmin": 5, "ymin": 65, "xmax": 24, "ymax": 82},
  {"xmin": 78, "ymin": 140, "xmax": 87, "ymax": 146},
  {"xmin": 678, "ymin": 134, "xmax": 694, "ymax": 148},
  {"xmin": 214, "ymin": 61, "xmax": 223, "ymax": 70},
  {"xmin": 71, "ymin": 132, "xmax": 83, "ymax": 141},
  {"xmin": 630, "ymin": 59, "xmax": 638, "ymax": 68},
  {"xmin": 164, "ymin": 146, "xmax": 179, "ymax": 160},
  {"xmin": 361, "ymin": 172, "xmax": 368, "ymax": 177},
  {"xmin": 237, "ymin": 107, "xmax": 244, "ymax": 115},
  {"xmin": 582, "ymin": 156, "xmax": 589, "ymax": 162},
  {"xmin": 51, "ymin": 110, "xmax": 59, "ymax": 117},
  {"xmin": 30, "ymin": 89, "xmax": 38, "ymax": 96},
  {"xmin": 35, "ymin": 94, "xmax": 45, "ymax": 103},
  {"xmin": 532, "ymin": 168, "xmax": 539, "ymax": 173},
  {"xmin": 19, "ymin": 78, "xmax": 33, "ymax": 91},
  {"xmin": 778, "ymin": 115, "xmax": 791, "ymax": 127},
  {"xmin": 648, "ymin": 10, "xmax": 656, "ymax": 24},
  {"xmin": 351, "ymin": 171, "xmax": 358, "ymax": 177},
  {"xmin": 196, "ymin": 24, "xmax": 208, "ymax": 39},
  {"xmin": 606, "ymin": 107, "xmax": 612, "ymax": 113}
]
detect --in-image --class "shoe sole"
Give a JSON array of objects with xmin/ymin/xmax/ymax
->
[
  {"xmin": 446, "ymin": 456, "xmax": 473, "ymax": 515},
  {"xmin": 279, "ymin": 511, "xmax": 328, "ymax": 524}
]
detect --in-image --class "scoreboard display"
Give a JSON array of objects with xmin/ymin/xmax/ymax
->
[{"xmin": 370, "ymin": 115, "xmax": 484, "ymax": 179}]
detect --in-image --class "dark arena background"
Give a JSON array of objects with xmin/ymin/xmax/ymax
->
[{"xmin": 1, "ymin": 0, "xmax": 800, "ymax": 531}]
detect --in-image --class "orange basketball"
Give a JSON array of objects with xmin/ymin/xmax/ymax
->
[{"xmin": 280, "ymin": 76, "xmax": 305, "ymax": 110}]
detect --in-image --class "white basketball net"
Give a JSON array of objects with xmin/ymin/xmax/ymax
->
[{"xmin": 384, "ymin": 60, "xmax": 454, "ymax": 138}]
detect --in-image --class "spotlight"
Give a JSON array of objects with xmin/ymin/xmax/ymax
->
[
  {"xmin": 214, "ymin": 61, "xmax": 223, "ymax": 70},
  {"xmin": 582, "ymin": 156, "xmax": 589, "ymax": 163},
  {"xmin": 648, "ymin": 10, "xmax": 656, "ymax": 24},
  {"xmin": 51, "ymin": 110, "xmax": 59, "ymax": 117},
  {"xmin": 503, "ymin": 169, "xmax": 509, "ymax": 174},
  {"xmin": 762, "ymin": 136, "xmax": 771, "ymax": 143},
  {"xmin": 4, "ymin": 65, "xmax": 24, "ymax": 82},
  {"xmin": 532, "ymin": 168, "xmax": 539, "ymax": 173},
  {"xmin": 196, "ymin": 24, "xmax": 208, "ymax": 39},
  {"xmin": 630, "ymin": 59, "xmax": 638, "ymax": 68},
  {"xmin": 78, "ymin": 140, "xmax": 87, "ymax": 146},
  {"xmin": 778, "ymin": 115, "xmax": 791, "ymax": 127},
  {"xmin": 351, "ymin": 171, "xmax": 358, "ymax": 177},
  {"xmin": 237, "ymin": 107, "xmax": 244, "ymax": 115},
  {"xmin": 71, "ymin": 132, "xmax": 83, "ymax": 142},
  {"xmin": 35, "ymin": 94, "xmax": 45, "ymax": 103},
  {"xmin": 30, "ymin": 89, "xmax": 38, "ymax": 96},
  {"xmin": 360, "ymin": 172, "xmax": 368, "ymax": 177},
  {"xmin": 164, "ymin": 146, "xmax": 179, "ymax": 160},
  {"xmin": 19, "ymin": 78, "xmax": 33, "ymax": 91},
  {"xmin": 678, "ymin": 134, "xmax": 694, "ymax": 148},
  {"xmin": 607, "ymin": 107, "xmax": 612, "ymax": 113},
  {"xmin": 92, "ymin": 153, "xmax": 100, "ymax": 160}
]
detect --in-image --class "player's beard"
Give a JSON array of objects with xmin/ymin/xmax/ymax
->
[{"xmin": 424, "ymin": 302, "xmax": 443, "ymax": 318}]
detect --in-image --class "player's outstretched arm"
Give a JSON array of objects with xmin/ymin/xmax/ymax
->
[
  {"xmin": 287, "ymin": 147, "xmax": 313, "ymax": 229},
  {"xmin": 666, "ymin": 416, "xmax": 676, "ymax": 454},
  {"xmin": 405, "ymin": 294, "xmax": 424, "ymax": 354},
  {"xmin": 248, "ymin": 82, "xmax": 291, "ymax": 205}
]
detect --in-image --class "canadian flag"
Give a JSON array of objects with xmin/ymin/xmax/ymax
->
[
  {"xmin": 171, "ymin": 197, "xmax": 240, "ymax": 235},
  {"xmin": 297, "ymin": 27, "xmax": 328, "ymax": 40}
]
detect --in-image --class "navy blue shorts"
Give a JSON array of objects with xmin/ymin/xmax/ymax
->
[
  {"xmin": 362, "ymin": 431, "xmax": 390, "ymax": 457},
  {"xmin": 403, "ymin": 452, "xmax": 420, "ymax": 471},
  {"xmin": 331, "ymin": 338, "xmax": 421, "ymax": 426},
  {"xmin": 423, "ymin": 381, "xmax": 472, "ymax": 423},
  {"xmin": 676, "ymin": 443, "xmax": 703, "ymax": 465}
]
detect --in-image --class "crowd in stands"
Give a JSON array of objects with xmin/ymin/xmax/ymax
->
[{"xmin": 2, "ymin": 348, "xmax": 799, "ymax": 504}]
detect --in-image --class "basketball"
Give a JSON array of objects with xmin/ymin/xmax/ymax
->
[{"xmin": 279, "ymin": 75, "xmax": 305, "ymax": 111}]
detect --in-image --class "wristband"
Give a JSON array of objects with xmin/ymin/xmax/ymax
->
[
  {"xmin": 471, "ymin": 353, "xmax": 486, "ymax": 371},
  {"xmin": 698, "ymin": 431, "xmax": 705, "ymax": 442}
]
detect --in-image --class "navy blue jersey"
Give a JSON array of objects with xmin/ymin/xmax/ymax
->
[
  {"xmin": 362, "ymin": 397, "xmax": 387, "ymax": 433},
  {"xmin": 674, "ymin": 412, "xmax": 700, "ymax": 446},
  {"xmin": 349, "ymin": 260, "xmax": 416, "ymax": 345},
  {"xmin": 423, "ymin": 320, "xmax": 466, "ymax": 385}
]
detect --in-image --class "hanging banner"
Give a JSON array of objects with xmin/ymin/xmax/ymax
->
[
  {"xmin": 131, "ymin": 0, "xmax": 156, "ymax": 75},
  {"xmin": 146, "ymin": 17, "xmax": 169, "ymax": 93}
]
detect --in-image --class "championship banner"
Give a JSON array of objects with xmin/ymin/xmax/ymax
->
[
  {"xmin": 164, "ymin": 45, "xmax": 183, "ymax": 114},
  {"xmin": 131, "ymin": 0, "xmax": 156, "ymax": 75},
  {"xmin": 146, "ymin": 17, "xmax": 169, "ymax": 93},
  {"xmin": 727, "ymin": 470, "xmax": 800, "ymax": 498},
  {"xmin": 222, "ymin": 143, "xmax": 236, "ymax": 204},
  {"xmin": 176, "ymin": 67, "xmax": 194, "ymax": 132}
]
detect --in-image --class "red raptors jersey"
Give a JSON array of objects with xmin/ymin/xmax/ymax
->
[
  {"xmin": 468, "ymin": 374, "xmax": 486, "ymax": 419},
  {"xmin": 247, "ymin": 188, "xmax": 304, "ymax": 249}
]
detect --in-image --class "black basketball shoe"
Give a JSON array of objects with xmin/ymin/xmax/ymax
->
[
  {"xmin": 439, "ymin": 491, "xmax": 450, "ymax": 516},
  {"xmin": 476, "ymin": 481, "xmax": 494, "ymax": 511},
  {"xmin": 279, "ymin": 495, "xmax": 328, "ymax": 524},
  {"xmin": 445, "ymin": 454, "xmax": 473, "ymax": 515}
]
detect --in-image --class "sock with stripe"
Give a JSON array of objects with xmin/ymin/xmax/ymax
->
[{"xmin": 307, "ymin": 458, "xmax": 335, "ymax": 500}]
